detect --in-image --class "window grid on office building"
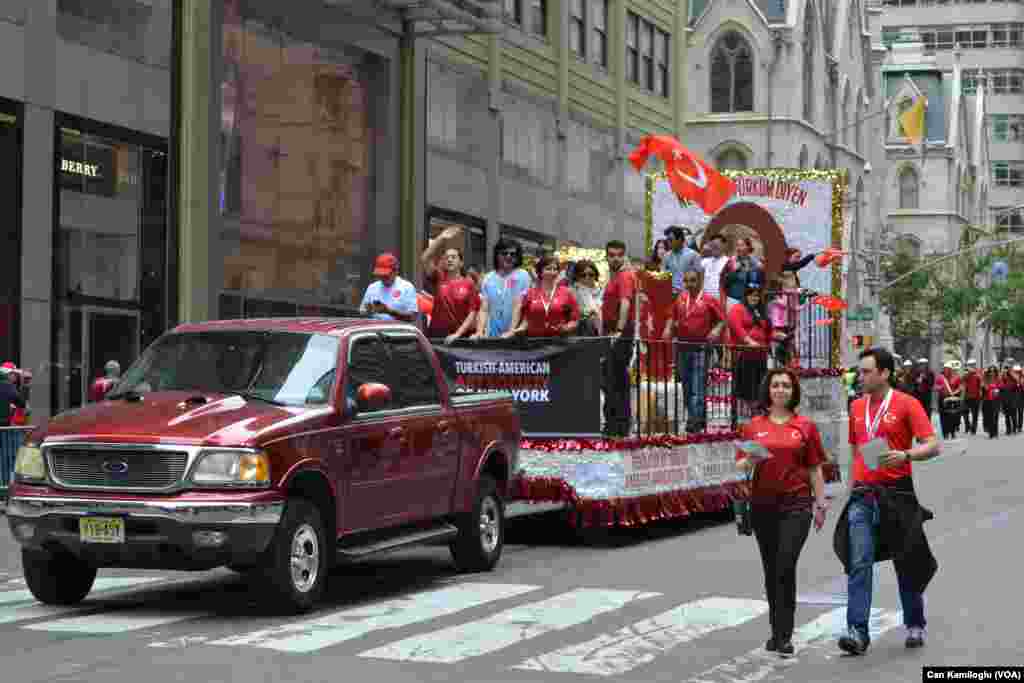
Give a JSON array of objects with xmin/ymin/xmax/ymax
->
[
  {"xmin": 505, "ymin": 0, "xmax": 546, "ymax": 37},
  {"xmin": 990, "ymin": 114, "xmax": 1024, "ymax": 142},
  {"xmin": 626, "ymin": 11, "xmax": 669, "ymax": 98},
  {"xmin": 992, "ymin": 161, "xmax": 1024, "ymax": 186}
]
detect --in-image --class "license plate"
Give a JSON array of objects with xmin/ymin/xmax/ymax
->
[{"xmin": 79, "ymin": 517, "xmax": 125, "ymax": 544}]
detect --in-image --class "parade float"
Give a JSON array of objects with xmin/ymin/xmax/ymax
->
[{"xmin": 434, "ymin": 140, "xmax": 851, "ymax": 529}]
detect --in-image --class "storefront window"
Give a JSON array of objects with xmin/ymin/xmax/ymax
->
[
  {"xmin": 219, "ymin": 0, "xmax": 391, "ymax": 319},
  {"xmin": 53, "ymin": 122, "xmax": 168, "ymax": 413},
  {"xmin": 0, "ymin": 102, "xmax": 21, "ymax": 367}
]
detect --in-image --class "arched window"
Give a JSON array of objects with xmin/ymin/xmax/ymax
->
[
  {"xmin": 898, "ymin": 166, "xmax": 919, "ymax": 209},
  {"xmin": 798, "ymin": 145, "xmax": 809, "ymax": 168},
  {"xmin": 710, "ymin": 32, "xmax": 754, "ymax": 113},
  {"xmin": 803, "ymin": 3, "xmax": 815, "ymax": 124},
  {"xmin": 716, "ymin": 148, "xmax": 748, "ymax": 170}
]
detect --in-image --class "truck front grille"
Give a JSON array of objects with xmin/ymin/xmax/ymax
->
[{"xmin": 48, "ymin": 448, "xmax": 189, "ymax": 490}]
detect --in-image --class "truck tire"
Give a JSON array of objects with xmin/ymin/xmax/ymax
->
[
  {"xmin": 261, "ymin": 498, "xmax": 328, "ymax": 614},
  {"xmin": 22, "ymin": 548, "xmax": 97, "ymax": 605},
  {"xmin": 450, "ymin": 475, "xmax": 504, "ymax": 572}
]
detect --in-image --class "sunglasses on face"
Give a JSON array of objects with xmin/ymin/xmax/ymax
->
[
  {"xmin": 500, "ymin": 250, "xmax": 517, "ymax": 257},
  {"xmin": 579, "ymin": 271, "xmax": 597, "ymax": 279}
]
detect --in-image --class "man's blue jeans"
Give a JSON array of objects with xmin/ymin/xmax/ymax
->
[
  {"xmin": 846, "ymin": 494, "xmax": 926, "ymax": 637},
  {"xmin": 676, "ymin": 346, "xmax": 707, "ymax": 423}
]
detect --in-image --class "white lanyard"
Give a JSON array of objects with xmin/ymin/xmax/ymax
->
[
  {"xmin": 538, "ymin": 285, "xmax": 557, "ymax": 316},
  {"xmin": 864, "ymin": 388, "xmax": 893, "ymax": 441}
]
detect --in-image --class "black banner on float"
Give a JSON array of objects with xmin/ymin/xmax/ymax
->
[{"xmin": 430, "ymin": 338, "xmax": 608, "ymax": 437}]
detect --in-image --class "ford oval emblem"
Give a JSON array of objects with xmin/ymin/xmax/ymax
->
[{"xmin": 102, "ymin": 460, "xmax": 129, "ymax": 475}]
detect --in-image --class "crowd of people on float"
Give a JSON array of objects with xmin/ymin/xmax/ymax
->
[
  {"xmin": 356, "ymin": 223, "xmax": 826, "ymax": 436},
  {"xmin": 736, "ymin": 347, "xmax": 939, "ymax": 658}
]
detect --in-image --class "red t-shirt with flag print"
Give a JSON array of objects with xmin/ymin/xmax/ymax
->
[
  {"xmin": 736, "ymin": 414, "xmax": 826, "ymax": 511},
  {"xmin": 848, "ymin": 389, "xmax": 934, "ymax": 485}
]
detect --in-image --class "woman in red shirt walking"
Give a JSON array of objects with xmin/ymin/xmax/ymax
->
[
  {"xmin": 505, "ymin": 254, "xmax": 580, "ymax": 338},
  {"xmin": 736, "ymin": 368, "xmax": 828, "ymax": 657}
]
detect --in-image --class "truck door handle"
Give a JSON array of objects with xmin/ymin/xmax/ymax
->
[{"xmin": 437, "ymin": 421, "xmax": 453, "ymax": 434}]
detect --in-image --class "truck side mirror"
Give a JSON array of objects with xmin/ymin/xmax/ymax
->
[{"xmin": 356, "ymin": 383, "xmax": 392, "ymax": 412}]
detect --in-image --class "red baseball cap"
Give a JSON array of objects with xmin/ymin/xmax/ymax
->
[
  {"xmin": 1, "ymin": 361, "xmax": 15, "ymax": 370},
  {"xmin": 373, "ymin": 253, "xmax": 398, "ymax": 277}
]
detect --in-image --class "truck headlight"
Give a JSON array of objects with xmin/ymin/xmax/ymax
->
[
  {"xmin": 190, "ymin": 450, "xmax": 270, "ymax": 486},
  {"xmin": 13, "ymin": 444, "xmax": 45, "ymax": 482}
]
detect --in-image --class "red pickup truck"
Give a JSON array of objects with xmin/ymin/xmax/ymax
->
[{"xmin": 6, "ymin": 318, "xmax": 521, "ymax": 613}]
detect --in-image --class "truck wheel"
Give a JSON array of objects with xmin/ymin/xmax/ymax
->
[
  {"xmin": 22, "ymin": 548, "xmax": 97, "ymax": 605},
  {"xmin": 450, "ymin": 475, "xmax": 504, "ymax": 572},
  {"xmin": 261, "ymin": 498, "xmax": 328, "ymax": 614}
]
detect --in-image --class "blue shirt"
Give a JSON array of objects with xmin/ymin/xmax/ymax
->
[
  {"xmin": 480, "ymin": 269, "xmax": 532, "ymax": 336},
  {"xmin": 663, "ymin": 247, "xmax": 702, "ymax": 294},
  {"xmin": 359, "ymin": 277, "xmax": 419, "ymax": 320}
]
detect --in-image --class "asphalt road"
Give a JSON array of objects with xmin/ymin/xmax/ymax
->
[{"xmin": 0, "ymin": 432, "xmax": 1019, "ymax": 683}]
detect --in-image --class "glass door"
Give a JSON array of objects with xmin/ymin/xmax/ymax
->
[{"xmin": 82, "ymin": 307, "xmax": 139, "ymax": 405}]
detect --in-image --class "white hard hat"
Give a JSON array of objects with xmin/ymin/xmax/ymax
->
[
  {"xmin": 1015, "ymin": 365, "xmax": 1022, "ymax": 371},
  {"xmin": 918, "ymin": 358, "xmax": 929, "ymax": 364},
  {"xmin": 903, "ymin": 360, "xmax": 913, "ymax": 367},
  {"xmin": 967, "ymin": 359, "xmax": 977, "ymax": 365}
]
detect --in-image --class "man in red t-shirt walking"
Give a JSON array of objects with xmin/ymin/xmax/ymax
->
[
  {"xmin": 837, "ymin": 347, "xmax": 939, "ymax": 655},
  {"xmin": 963, "ymin": 359, "xmax": 982, "ymax": 435}
]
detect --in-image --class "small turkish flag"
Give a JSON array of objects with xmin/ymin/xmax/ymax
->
[
  {"xmin": 814, "ymin": 248, "xmax": 846, "ymax": 267},
  {"xmin": 629, "ymin": 135, "xmax": 736, "ymax": 215},
  {"xmin": 812, "ymin": 294, "xmax": 848, "ymax": 312}
]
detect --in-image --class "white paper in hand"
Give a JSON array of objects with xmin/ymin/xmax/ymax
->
[
  {"xmin": 860, "ymin": 438, "xmax": 888, "ymax": 471},
  {"xmin": 737, "ymin": 440, "xmax": 772, "ymax": 463}
]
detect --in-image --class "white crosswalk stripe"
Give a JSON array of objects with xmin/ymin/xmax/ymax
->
[
  {"xmin": 0, "ymin": 577, "xmax": 914, "ymax": 678},
  {"xmin": 357, "ymin": 588, "xmax": 662, "ymax": 664},
  {"xmin": 512, "ymin": 597, "xmax": 769, "ymax": 677},
  {"xmin": 23, "ymin": 610, "xmax": 202, "ymax": 634},
  {"xmin": 205, "ymin": 582, "xmax": 541, "ymax": 653},
  {"xmin": 684, "ymin": 607, "xmax": 904, "ymax": 683},
  {"xmin": 0, "ymin": 577, "xmax": 166, "ymax": 626}
]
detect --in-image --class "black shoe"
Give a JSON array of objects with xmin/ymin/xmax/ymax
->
[
  {"xmin": 905, "ymin": 627, "xmax": 925, "ymax": 649},
  {"xmin": 838, "ymin": 628, "xmax": 869, "ymax": 655},
  {"xmin": 764, "ymin": 638, "xmax": 777, "ymax": 652},
  {"xmin": 776, "ymin": 640, "xmax": 795, "ymax": 657}
]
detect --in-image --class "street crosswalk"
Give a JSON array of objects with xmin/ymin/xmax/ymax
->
[{"xmin": 0, "ymin": 575, "xmax": 905, "ymax": 679}]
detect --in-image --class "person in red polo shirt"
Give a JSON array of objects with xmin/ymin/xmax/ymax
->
[
  {"xmin": 662, "ymin": 269, "xmax": 725, "ymax": 433},
  {"xmin": 735, "ymin": 368, "xmax": 828, "ymax": 657},
  {"xmin": 727, "ymin": 274, "xmax": 782, "ymax": 418},
  {"xmin": 422, "ymin": 243, "xmax": 481, "ymax": 344},
  {"xmin": 601, "ymin": 240, "xmax": 636, "ymax": 437},
  {"xmin": 962, "ymin": 359, "xmax": 982, "ymax": 435},
  {"xmin": 504, "ymin": 254, "xmax": 579, "ymax": 338},
  {"xmin": 836, "ymin": 347, "xmax": 939, "ymax": 656}
]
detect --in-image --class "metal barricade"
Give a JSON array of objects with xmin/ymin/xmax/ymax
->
[
  {"xmin": 630, "ymin": 339, "xmax": 753, "ymax": 437},
  {"xmin": 0, "ymin": 427, "xmax": 32, "ymax": 498}
]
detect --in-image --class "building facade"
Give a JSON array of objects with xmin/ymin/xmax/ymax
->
[
  {"xmin": 0, "ymin": 0, "xmax": 175, "ymax": 421},
  {"xmin": 873, "ymin": 39, "xmax": 991, "ymax": 363},
  {"xmin": 880, "ymin": 0, "xmax": 1024, "ymax": 232},
  {"xmin": 422, "ymin": 0, "xmax": 883, "ymax": 279}
]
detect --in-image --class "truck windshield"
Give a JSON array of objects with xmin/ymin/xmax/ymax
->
[{"xmin": 110, "ymin": 331, "xmax": 340, "ymax": 407}]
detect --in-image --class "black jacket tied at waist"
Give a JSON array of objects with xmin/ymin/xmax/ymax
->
[{"xmin": 832, "ymin": 477, "xmax": 938, "ymax": 594}]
